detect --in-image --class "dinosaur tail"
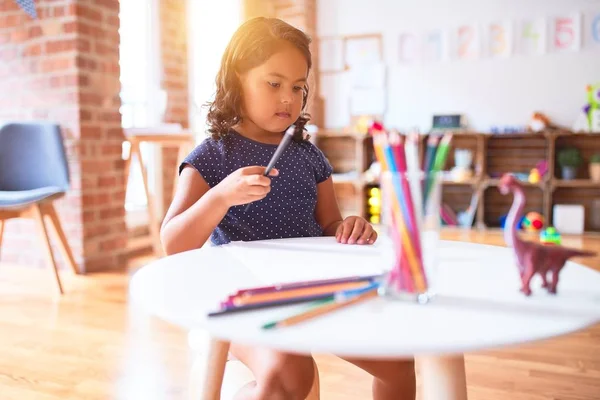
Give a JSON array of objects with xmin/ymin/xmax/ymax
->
[{"xmin": 566, "ymin": 249, "xmax": 597, "ymax": 258}]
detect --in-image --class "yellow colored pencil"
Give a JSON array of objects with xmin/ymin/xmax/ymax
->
[{"xmin": 262, "ymin": 287, "xmax": 379, "ymax": 329}]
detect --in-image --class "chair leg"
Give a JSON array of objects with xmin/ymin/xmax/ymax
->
[
  {"xmin": 199, "ymin": 338, "xmax": 230, "ymax": 400},
  {"xmin": 43, "ymin": 203, "xmax": 79, "ymax": 274},
  {"xmin": 32, "ymin": 205, "xmax": 64, "ymax": 294}
]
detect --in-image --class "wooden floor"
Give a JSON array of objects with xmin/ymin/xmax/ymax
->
[{"xmin": 1, "ymin": 230, "xmax": 599, "ymax": 400}]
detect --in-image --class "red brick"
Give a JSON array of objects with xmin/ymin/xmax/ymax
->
[
  {"xmin": 23, "ymin": 43, "xmax": 42, "ymax": 57},
  {"xmin": 28, "ymin": 26, "xmax": 42, "ymax": 39},
  {"xmin": 106, "ymin": 128, "xmax": 123, "ymax": 139},
  {"xmin": 63, "ymin": 21, "xmax": 76, "ymax": 33},
  {"xmin": 99, "ymin": 207, "xmax": 124, "ymax": 220},
  {"xmin": 40, "ymin": 57, "xmax": 73, "ymax": 73},
  {"xmin": 45, "ymin": 39, "xmax": 77, "ymax": 54},
  {"xmin": 81, "ymin": 159, "xmax": 114, "ymax": 174},
  {"xmin": 76, "ymin": 4, "xmax": 102, "ymax": 22}
]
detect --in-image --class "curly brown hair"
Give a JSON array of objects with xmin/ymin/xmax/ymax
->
[{"xmin": 205, "ymin": 17, "xmax": 312, "ymax": 143}]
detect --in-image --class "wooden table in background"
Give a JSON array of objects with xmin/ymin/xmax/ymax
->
[{"xmin": 123, "ymin": 131, "xmax": 196, "ymax": 256}]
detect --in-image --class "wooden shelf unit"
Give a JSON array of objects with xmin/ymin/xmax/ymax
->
[
  {"xmin": 420, "ymin": 130, "xmax": 600, "ymax": 233},
  {"xmin": 316, "ymin": 129, "xmax": 600, "ymax": 233},
  {"xmin": 313, "ymin": 130, "xmax": 374, "ymax": 218}
]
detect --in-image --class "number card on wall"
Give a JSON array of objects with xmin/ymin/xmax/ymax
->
[
  {"xmin": 519, "ymin": 18, "xmax": 546, "ymax": 55},
  {"xmin": 421, "ymin": 30, "xmax": 446, "ymax": 62},
  {"xmin": 399, "ymin": 32, "xmax": 420, "ymax": 63},
  {"xmin": 584, "ymin": 10, "xmax": 600, "ymax": 48},
  {"xmin": 486, "ymin": 21, "xmax": 512, "ymax": 58},
  {"xmin": 455, "ymin": 24, "xmax": 480, "ymax": 60},
  {"xmin": 345, "ymin": 36, "xmax": 381, "ymax": 67},
  {"xmin": 551, "ymin": 12, "xmax": 581, "ymax": 52}
]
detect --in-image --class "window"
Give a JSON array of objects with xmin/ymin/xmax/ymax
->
[
  {"xmin": 189, "ymin": 0, "xmax": 242, "ymax": 136},
  {"xmin": 119, "ymin": 0, "xmax": 162, "ymax": 213}
]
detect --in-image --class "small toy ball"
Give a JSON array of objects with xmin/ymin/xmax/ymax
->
[
  {"xmin": 522, "ymin": 211, "xmax": 544, "ymax": 231},
  {"xmin": 540, "ymin": 227, "xmax": 561, "ymax": 245},
  {"xmin": 528, "ymin": 168, "xmax": 541, "ymax": 183}
]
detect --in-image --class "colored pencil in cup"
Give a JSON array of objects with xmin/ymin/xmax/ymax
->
[
  {"xmin": 388, "ymin": 131, "xmax": 424, "ymax": 279},
  {"xmin": 261, "ymin": 284, "xmax": 379, "ymax": 330},
  {"xmin": 424, "ymin": 133, "xmax": 453, "ymax": 207},
  {"xmin": 405, "ymin": 133, "xmax": 424, "ymax": 234},
  {"xmin": 375, "ymin": 134, "xmax": 426, "ymax": 292},
  {"xmin": 423, "ymin": 135, "xmax": 440, "ymax": 173}
]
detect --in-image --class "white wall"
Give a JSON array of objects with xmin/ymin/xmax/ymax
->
[{"xmin": 317, "ymin": 0, "xmax": 600, "ymax": 132}]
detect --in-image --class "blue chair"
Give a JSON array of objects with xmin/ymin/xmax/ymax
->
[{"xmin": 0, "ymin": 122, "xmax": 79, "ymax": 294}]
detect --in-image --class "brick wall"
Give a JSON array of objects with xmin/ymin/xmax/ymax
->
[
  {"xmin": 159, "ymin": 0, "xmax": 189, "ymax": 216},
  {"xmin": 0, "ymin": 0, "xmax": 126, "ymax": 272}
]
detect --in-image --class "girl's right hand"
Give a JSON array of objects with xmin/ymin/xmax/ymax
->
[{"xmin": 212, "ymin": 166, "xmax": 278, "ymax": 207}]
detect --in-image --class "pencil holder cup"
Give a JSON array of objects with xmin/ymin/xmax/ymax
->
[{"xmin": 378, "ymin": 171, "xmax": 442, "ymax": 304}]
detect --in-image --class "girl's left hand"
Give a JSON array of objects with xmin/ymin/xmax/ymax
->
[{"xmin": 335, "ymin": 216, "xmax": 378, "ymax": 245}]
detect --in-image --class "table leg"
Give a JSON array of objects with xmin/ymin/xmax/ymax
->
[
  {"xmin": 132, "ymin": 142, "xmax": 163, "ymax": 256},
  {"xmin": 196, "ymin": 338, "xmax": 230, "ymax": 400},
  {"xmin": 417, "ymin": 354, "xmax": 467, "ymax": 400}
]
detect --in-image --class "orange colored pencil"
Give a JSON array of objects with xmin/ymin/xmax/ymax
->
[
  {"xmin": 232, "ymin": 281, "xmax": 372, "ymax": 306},
  {"xmin": 262, "ymin": 287, "xmax": 379, "ymax": 329}
]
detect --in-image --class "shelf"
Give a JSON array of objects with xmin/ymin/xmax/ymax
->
[
  {"xmin": 553, "ymin": 179, "xmax": 600, "ymax": 188},
  {"xmin": 314, "ymin": 129, "xmax": 367, "ymax": 140},
  {"xmin": 441, "ymin": 177, "xmax": 480, "ymax": 186},
  {"xmin": 483, "ymin": 177, "xmax": 547, "ymax": 189}
]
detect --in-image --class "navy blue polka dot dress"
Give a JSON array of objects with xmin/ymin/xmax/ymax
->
[{"xmin": 180, "ymin": 130, "xmax": 333, "ymax": 245}]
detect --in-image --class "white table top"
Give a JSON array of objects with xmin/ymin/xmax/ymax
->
[{"xmin": 129, "ymin": 237, "xmax": 600, "ymax": 359}]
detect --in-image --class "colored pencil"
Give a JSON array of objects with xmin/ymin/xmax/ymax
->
[
  {"xmin": 424, "ymin": 133, "xmax": 453, "ymax": 205},
  {"xmin": 244, "ymin": 125, "xmax": 295, "ymax": 212},
  {"xmin": 228, "ymin": 281, "xmax": 372, "ymax": 307},
  {"xmin": 208, "ymin": 293, "xmax": 336, "ymax": 317},
  {"xmin": 423, "ymin": 135, "xmax": 440, "ymax": 172},
  {"xmin": 231, "ymin": 274, "xmax": 382, "ymax": 297},
  {"xmin": 432, "ymin": 133, "xmax": 452, "ymax": 172},
  {"xmin": 405, "ymin": 133, "xmax": 424, "ymax": 235},
  {"xmin": 261, "ymin": 285, "xmax": 379, "ymax": 330}
]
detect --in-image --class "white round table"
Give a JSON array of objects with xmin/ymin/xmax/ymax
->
[{"xmin": 129, "ymin": 236, "xmax": 600, "ymax": 400}]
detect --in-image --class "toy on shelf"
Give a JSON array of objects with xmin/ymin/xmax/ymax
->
[
  {"xmin": 573, "ymin": 83, "xmax": 600, "ymax": 133},
  {"xmin": 528, "ymin": 112, "xmax": 557, "ymax": 132},
  {"xmin": 450, "ymin": 148, "xmax": 473, "ymax": 182},
  {"xmin": 498, "ymin": 174, "xmax": 597, "ymax": 296},
  {"xmin": 540, "ymin": 227, "xmax": 561, "ymax": 245},
  {"xmin": 522, "ymin": 211, "xmax": 544, "ymax": 231},
  {"xmin": 557, "ymin": 147, "xmax": 582, "ymax": 180},
  {"xmin": 528, "ymin": 168, "xmax": 540, "ymax": 183}
]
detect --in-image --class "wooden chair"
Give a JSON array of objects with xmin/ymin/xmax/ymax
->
[{"xmin": 0, "ymin": 122, "xmax": 79, "ymax": 294}]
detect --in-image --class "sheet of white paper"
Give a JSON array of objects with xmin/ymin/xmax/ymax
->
[{"xmin": 222, "ymin": 237, "xmax": 391, "ymax": 285}]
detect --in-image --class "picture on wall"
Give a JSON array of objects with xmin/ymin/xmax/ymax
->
[
  {"xmin": 519, "ymin": 18, "xmax": 546, "ymax": 55},
  {"xmin": 550, "ymin": 12, "xmax": 582, "ymax": 52},
  {"xmin": 486, "ymin": 21, "xmax": 513, "ymax": 58}
]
